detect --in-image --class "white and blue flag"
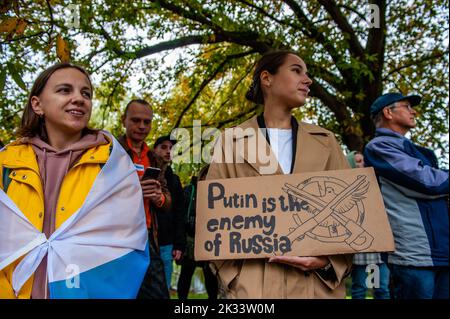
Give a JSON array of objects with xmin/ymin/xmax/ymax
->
[{"xmin": 0, "ymin": 133, "xmax": 149, "ymax": 298}]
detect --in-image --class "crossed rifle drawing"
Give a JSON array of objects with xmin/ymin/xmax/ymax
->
[{"xmin": 282, "ymin": 175, "xmax": 374, "ymax": 251}]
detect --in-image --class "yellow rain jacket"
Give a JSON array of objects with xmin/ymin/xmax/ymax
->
[{"xmin": 0, "ymin": 138, "xmax": 111, "ymax": 299}]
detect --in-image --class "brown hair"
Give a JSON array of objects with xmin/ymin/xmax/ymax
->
[
  {"xmin": 245, "ymin": 50, "xmax": 299, "ymax": 105},
  {"xmin": 18, "ymin": 63, "xmax": 94, "ymax": 139}
]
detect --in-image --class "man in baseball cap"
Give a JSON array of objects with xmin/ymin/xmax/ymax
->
[
  {"xmin": 369, "ymin": 92, "xmax": 421, "ymax": 136},
  {"xmin": 153, "ymin": 135, "xmax": 177, "ymax": 162},
  {"xmin": 152, "ymin": 135, "xmax": 185, "ymax": 291},
  {"xmin": 364, "ymin": 92, "xmax": 449, "ymax": 299}
]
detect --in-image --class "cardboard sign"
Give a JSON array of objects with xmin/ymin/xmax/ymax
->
[{"xmin": 194, "ymin": 167, "xmax": 395, "ymax": 261}]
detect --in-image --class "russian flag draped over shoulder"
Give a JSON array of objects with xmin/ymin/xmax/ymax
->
[{"xmin": 0, "ymin": 132, "xmax": 149, "ymax": 298}]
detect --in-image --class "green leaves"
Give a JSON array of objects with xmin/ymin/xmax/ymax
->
[
  {"xmin": 6, "ymin": 62, "xmax": 27, "ymax": 91},
  {"xmin": 0, "ymin": 0, "xmax": 448, "ymax": 168}
]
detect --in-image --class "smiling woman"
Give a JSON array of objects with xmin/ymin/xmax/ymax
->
[
  {"xmin": 18, "ymin": 63, "xmax": 95, "ymax": 149},
  {"xmin": 0, "ymin": 63, "xmax": 150, "ymax": 299}
]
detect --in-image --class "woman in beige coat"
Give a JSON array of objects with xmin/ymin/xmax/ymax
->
[{"xmin": 206, "ymin": 50, "xmax": 352, "ymax": 298}]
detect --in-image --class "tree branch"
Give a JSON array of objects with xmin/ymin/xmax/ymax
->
[
  {"xmin": 309, "ymin": 79, "xmax": 349, "ymax": 123},
  {"xmin": 153, "ymin": 0, "xmax": 273, "ymax": 53},
  {"xmin": 236, "ymin": 0, "xmax": 299, "ymax": 30},
  {"xmin": 101, "ymin": 62, "xmax": 132, "ymax": 128},
  {"xmin": 149, "ymin": 0, "xmax": 213, "ymax": 28},
  {"xmin": 384, "ymin": 50, "xmax": 447, "ymax": 79},
  {"xmin": 132, "ymin": 35, "xmax": 227, "ymax": 58},
  {"xmin": 0, "ymin": 30, "xmax": 46, "ymax": 44},
  {"xmin": 366, "ymin": 0, "xmax": 386, "ymax": 55},
  {"xmin": 361, "ymin": 0, "xmax": 387, "ymax": 107},
  {"xmin": 91, "ymin": 57, "xmax": 114, "ymax": 74},
  {"xmin": 96, "ymin": 7, "xmax": 267, "ymax": 60},
  {"xmin": 282, "ymin": 0, "xmax": 354, "ymax": 81},
  {"xmin": 310, "ymin": 78, "xmax": 365, "ymax": 150},
  {"xmin": 317, "ymin": 0, "xmax": 365, "ymax": 58},
  {"xmin": 95, "ymin": 15, "xmax": 229, "ymax": 59},
  {"xmin": 1, "ymin": 1, "xmax": 54, "ymax": 44},
  {"xmin": 337, "ymin": 4, "xmax": 368, "ymax": 22},
  {"xmin": 82, "ymin": 46, "xmax": 108, "ymax": 62},
  {"xmin": 388, "ymin": 66, "xmax": 424, "ymax": 96},
  {"xmin": 205, "ymin": 62, "xmax": 255, "ymax": 124},
  {"xmin": 307, "ymin": 63, "xmax": 346, "ymax": 92},
  {"xmin": 172, "ymin": 50, "xmax": 257, "ymax": 129},
  {"xmin": 45, "ymin": 0, "xmax": 54, "ymax": 38}
]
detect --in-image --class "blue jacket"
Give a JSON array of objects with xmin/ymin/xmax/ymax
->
[{"xmin": 364, "ymin": 128, "xmax": 448, "ymax": 267}]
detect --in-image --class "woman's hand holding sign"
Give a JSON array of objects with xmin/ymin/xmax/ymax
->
[{"xmin": 268, "ymin": 256, "xmax": 330, "ymax": 271}]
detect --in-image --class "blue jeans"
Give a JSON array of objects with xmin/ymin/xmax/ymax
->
[
  {"xmin": 390, "ymin": 264, "xmax": 449, "ymax": 299},
  {"xmin": 159, "ymin": 244, "xmax": 174, "ymax": 288},
  {"xmin": 351, "ymin": 263, "xmax": 390, "ymax": 299}
]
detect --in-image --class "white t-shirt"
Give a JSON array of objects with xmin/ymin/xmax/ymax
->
[{"xmin": 267, "ymin": 128, "xmax": 292, "ymax": 174}]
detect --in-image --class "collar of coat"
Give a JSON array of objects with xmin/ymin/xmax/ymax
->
[
  {"xmin": 117, "ymin": 134, "xmax": 166, "ymax": 169},
  {"xmin": 0, "ymin": 135, "xmax": 111, "ymax": 175},
  {"xmin": 228, "ymin": 115, "xmax": 333, "ymax": 175},
  {"xmin": 375, "ymin": 127, "xmax": 406, "ymax": 139},
  {"xmin": 375, "ymin": 127, "xmax": 439, "ymax": 169}
]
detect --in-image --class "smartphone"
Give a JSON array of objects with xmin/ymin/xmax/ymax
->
[{"xmin": 142, "ymin": 167, "xmax": 161, "ymax": 180}]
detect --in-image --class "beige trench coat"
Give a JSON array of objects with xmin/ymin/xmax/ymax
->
[{"xmin": 205, "ymin": 115, "xmax": 353, "ymax": 299}]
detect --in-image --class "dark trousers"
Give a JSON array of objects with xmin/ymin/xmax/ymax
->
[
  {"xmin": 177, "ymin": 258, "xmax": 218, "ymax": 300},
  {"xmin": 137, "ymin": 232, "xmax": 170, "ymax": 299},
  {"xmin": 389, "ymin": 264, "xmax": 449, "ymax": 299}
]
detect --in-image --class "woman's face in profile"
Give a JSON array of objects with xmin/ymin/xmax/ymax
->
[{"xmin": 263, "ymin": 54, "xmax": 313, "ymax": 109}]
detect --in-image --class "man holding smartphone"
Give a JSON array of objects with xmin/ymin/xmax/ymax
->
[{"xmin": 118, "ymin": 99, "xmax": 172, "ymax": 299}]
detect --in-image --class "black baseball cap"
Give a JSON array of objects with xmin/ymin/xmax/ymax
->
[{"xmin": 153, "ymin": 135, "xmax": 177, "ymax": 149}]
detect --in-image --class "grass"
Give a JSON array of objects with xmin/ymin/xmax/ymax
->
[{"xmin": 169, "ymin": 289, "xmax": 209, "ymax": 300}]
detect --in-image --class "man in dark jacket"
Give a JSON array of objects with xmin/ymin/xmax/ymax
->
[
  {"xmin": 364, "ymin": 92, "xmax": 449, "ymax": 299},
  {"xmin": 153, "ymin": 135, "xmax": 186, "ymax": 289},
  {"xmin": 177, "ymin": 165, "xmax": 218, "ymax": 300},
  {"xmin": 118, "ymin": 99, "xmax": 172, "ymax": 299}
]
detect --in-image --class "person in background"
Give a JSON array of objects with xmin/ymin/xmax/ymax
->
[
  {"xmin": 364, "ymin": 92, "xmax": 448, "ymax": 299},
  {"xmin": 177, "ymin": 164, "xmax": 218, "ymax": 300},
  {"xmin": 346, "ymin": 151, "xmax": 390, "ymax": 299},
  {"xmin": 153, "ymin": 135, "xmax": 186, "ymax": 289},
  {"xmin": 118, "ymin": 99, "xmax": 172, "ymax": 299}
]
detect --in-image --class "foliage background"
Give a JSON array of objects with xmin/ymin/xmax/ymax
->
[{"xmin": 1, "ymin": 0, "xmax": 448, "ymax": 182}]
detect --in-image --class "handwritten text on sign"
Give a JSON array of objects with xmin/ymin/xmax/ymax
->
[{"xmin": 195, "ymin": 168, "xmax": 395, "ymax": 261}]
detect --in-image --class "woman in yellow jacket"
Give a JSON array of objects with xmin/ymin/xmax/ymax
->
[{"xmin": 0, "ymin": 63, "xmax": 148, "ymax": 298}]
